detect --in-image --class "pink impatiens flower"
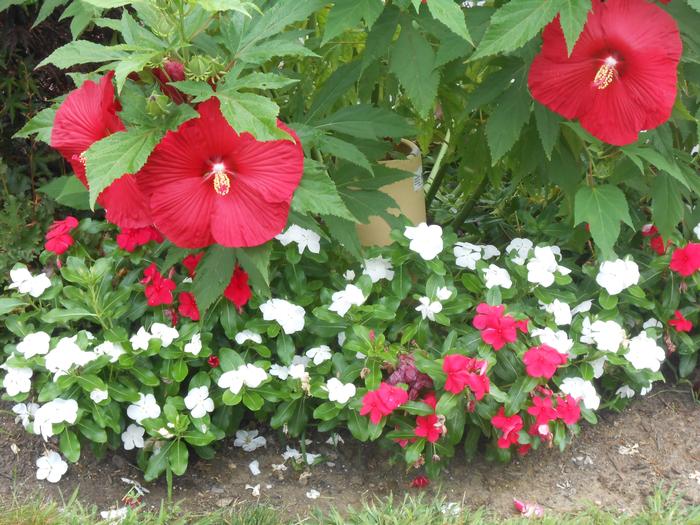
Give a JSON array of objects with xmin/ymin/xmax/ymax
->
[
  {"xmin": 360, "ymin": 383, "xmax": 408, "ymax": 425},
  {"xmin": 442, "ymin": 354, "xmax": 490, "ymax": 400},
  {"xmin": 45, "ymin": 216, "xmax": 79, "ymax": 255},
  {"xmin": 472, "ymin": 303, "xmax": 518, "ymax": 350},
  {"xmin": 491, "ymin": 407, "xmax": 523, "ymax": 449},
  {"xmin": 522, "ymin": 344, "xmax": 568, "ymax": 379}
]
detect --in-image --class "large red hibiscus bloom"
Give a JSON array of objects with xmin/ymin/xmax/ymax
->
[
  {"xmin": 135, "ymin": 98, "xmax": 304, "ymax": 248},
  {"xmin": 50, "ymin": 72, "xmax": 152, "ymax": 228},
  {"xmin": 528, "ymin": 0, "xmax": 682, "ymax": 146}
]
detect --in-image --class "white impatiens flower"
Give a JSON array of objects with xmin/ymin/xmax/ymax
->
[
  {"xmin": 36, "ymin": 451, "xmax": 68, "ymax": 483},
  {"xmin": 1, "ymin": 366, "xmax": 32, "ymax": 396},
  {"xmin": 616, "ymin": 385, "xmax": 635, "ymax": 399},
  {"xmin": 249, "ymin": 460, "xmax": 261, "ymax": 476},
  {"xmin": 16, "ymin": 331, "xmax": 51, "ymax": 358},
  {"xmin": 130, "ymin": 327, "xmax": 152, "ymax": 351},
  {"xmin": 184, "ymin": 333, "xmax": 202, "ymax": 356},
  {"xmin": 625, "ymin": 332, "xmax": 665, "ymax": 372},
  {"xmin": 404, "ymin": 223, "xmax": 443, "ymax": 261},
  {"xmin": 235, "ymin": 330, "xmax": 263, "ymax": 345},
  {"xmin": 590, "ymin": 356, "xmax": 607, "ymax": 379},
  {"xmin": 436, "ymin": 287, "xmax": 452, "ymax": 301},
  {"xmin": 184, "ymin": 386, "xmax": 215, "ymax": 418},
  {"xmin": 580, "ymin": 316, "xmax": 594, "ymax": 345},
  {"xmin": 260, "ymin": 299, "xmax": 306, "ymax": 334},
  {"xmin": 94, "ymin": 341, "xmax": 125, "ymax": 363},
  {"xmin": 506, "ymin": 238, "xmax": 533, "ymax": 265},
  {"xmin": 127, "ymin": 393, "xmax": 161, "ymax": 424},
  {"xmin": 218, "ymin": 364, "xmax": 267, "ymax": 394},
  {"xmin": 306, "ymin": 489, "xmax": 321, "ymax": 500},
  {"xmin": 590, "ymin": 320, "xmax": 626, "ymax": 353},
  {"xmin": 482, "ymin": 264, "xmax": 512, "ymax": 289},
  {"xmin": 234, "ymin": 429, "xmax": 266, "ymax": 452},
  {"xmin": 571, "ymin": 300, "xmax": 593, "ymax": 316},
  {"xmin": 643, "ymin": 318, "xmax": 663, "ymax": 330},
  {"xmin": 12, "ymin": 402, "xmax": 39, "ymax": 429},
  {"xmin": 329, "ymin": 284, "xmax": 366, "ymax": 317},
  {"xmin": 90, "ymin": 389, "xmax": 109, "ymax": 403},
  {"xmin": 100, "ymin": 508, "xmax": 129, "ymax": 522},
  {"xmin": 481, "ymin": 245, "xmax": 500, "ymax": 260},
  {"xmin": 416, "ymin": 297, "xmax": 443, "ymax": 321},
  {"xmin": 269, "ymin": 364, "xmax": 290, "ymax": 380},
  {"xmin": 453, "ymin": 242, "xmax": 482, "ymax": 270},
  {"xmin": 694, "ymin": 222, "xmax": 700, "ymax": 240},
  {"xmin": 325, "ymin": 378, "xmax": 356, "ymax": 404},
  {"xmin": 541, "ymin": 299, "xmax": 572, "ymax": 326},
  {"xmin": 150, "ymin": 323, "xmax": 179, "ymax": 347},
  {"xmin": 596, "ymin": 259, "xmax": 640, "ymax": 295},
  {"xmin": 526, "ymin": 246, "xmax": 569, "ymax": 287},
  {"xmin": 44, "ymin": 336, "xmax": 97, "ymax": 380},
  {"xmin": 8, "ymin": 267, "xmax": 51, "ymax": 297},
  {"xmin": 343, "ymin": 270, "xmax": 356, "ymax": 281},
  {"xmin": 282, "ymin": 445, "xmax": 302, "ymax": 461},
  {"xmin": 560, "ymin": 377, "xmax": 600, "ymax": 410},
  {"xmin": 276, "ymin": 225, "xmax": 321, "ymax": 254},
  {"xmin": 121, "ymin": 424, "xmax": 145, "ymax": 450},
  {"xmin": 33, "ymin": 399, "xmax": 78, "ymax": 441},
  {"xmin": 362, "ymin": 256, "xmax": 394, "ymax": 283},
  {"xmin": 531, "ymin": 327, "xmax": 573, "ymax": 355},
  {"xmin": 306, "ymin": 345, "xmax": 332, "ymax": 365},
  {"xmin": 289, "ymin": 363, "xmax": 308, "ymax": 380}
]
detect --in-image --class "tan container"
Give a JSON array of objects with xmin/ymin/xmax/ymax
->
[{"xmin": 356, "ymin": 139, "xmax": 427, "ymax": 247}]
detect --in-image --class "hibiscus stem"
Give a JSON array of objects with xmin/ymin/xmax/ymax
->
[
  {"xmin": 425, "ymin": 129, "xmax": 451, "ymax": 209},
  {"xmin": 450, "ymin": 175, "xmax": 489, "ymax": 232}
]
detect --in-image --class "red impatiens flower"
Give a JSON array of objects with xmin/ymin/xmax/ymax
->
[
  {"xmin": 669, "ymin": 310, "xmax": 693, "ymax": 333},
  {"xmin": 208, "ymin": 355, "xmax": 220, "ymax": 368},
  {"xmin": 50, "ymin": 71, "xmax": 152, "ymax": 228},
  {"xmin": 135, "ymin": 98, "xmax": 304, "ymax": 248},
  {"xmin": 415, "ymin": 413, "xmax": 442, "ymax": 443},
  {"xmin": 669, "ymin": 243, "xmax": 700, "ymax": 277},
  {"xmin": 223, "ymin": 266, "xmax": 252, "ymax": 311},
  {"xmin": 182, "ymin": 252, "xmax": 204, "ymax": 277},
  {"xmin": 491, "ymin": 407, "xmax": 523, "ymax": 449},
  {"xmin": 515, "ymin": 319, "xmax": 529, "ymax": 334},
  {"xmin": 649, "ymin": 235, "xmax": 670, "ymax": 255},
  {"xmin": 164, "ymin": 306, "xmax": 179, "ymax": 327},
  {"xmin": 178, "ymin": 292, "xmax": 200, "ymax": 321},
  {"xmin": 527, "ymin": 395, "xmax": 557, "ymax": 425},
  {"xmin": 360, "ymin": 383, "xmax": 409, "ymax": 425},
  {"xmin": 522, "ymin": 344, "xmax": 568, "ymax": 379},
  {"xmin": 45, "ymin": 216, "xmax": 78, "ymax": 255},
  {"xmin": 554, "ymin": 394, "xmax": 581, "ymax": 425},
  {"xmin": 641, "ymin": 224, "xmax": 659, "ymax": 237},
  {"xmin": 410, "ymin": 475, "xmax": 430, "ymax": 488},
  {"xmin": 472, "ymin": 303, "xmax": 518, "ymax": 350},
  {"xmin": 116, "ymin": 226, "xmax": 163, "ymax": 252},
  {"xmin": 141, "ymin": 263, "xmax": 176, "ymax": 306},
  {"xmin": 442, "ymin": 354, "xmax": 490, "ymax": 400},
  {"xmin": 528, "ymin": 0, "xmax": 682, "ymax": 146}
]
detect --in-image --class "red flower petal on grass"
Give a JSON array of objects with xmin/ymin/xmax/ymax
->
[
  {"xmin": 410, "ymin": 475, "xmax": 430, "ymax": 488},
  {"xmin": 50, "ymin": 72, "xmax": 152, "ymax": 228},
  {"xmin": 528, "ymin": 0, "xmax": 682, "ymax": 146},
  {"xmin": 135, "ymin": 98, "xmax": 304, "ymax": 248}
]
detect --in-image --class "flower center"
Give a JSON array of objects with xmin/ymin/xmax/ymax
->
[
  {"xmin": 210, "ymin": 162, "xmax": 231, "ymax": 196},
  {"xmin": 593, "ymin": 56, "xmax": 618, "ymax": 90}
]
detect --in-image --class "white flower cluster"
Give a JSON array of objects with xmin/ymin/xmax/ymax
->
[{"xmin": 8, "ymin": 266, "xmax": 51, "ymax": 297}]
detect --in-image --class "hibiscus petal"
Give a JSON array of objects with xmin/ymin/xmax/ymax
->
[{"xmin": 101, "ymin": 175, "xmax": 153, "ymax": 229}]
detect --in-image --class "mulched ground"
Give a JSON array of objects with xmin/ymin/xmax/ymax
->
[{"xmin": 0, "ymin": 388, "xmax": 698, "ymax": 519}]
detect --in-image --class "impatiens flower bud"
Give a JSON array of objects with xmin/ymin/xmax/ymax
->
[
  {"xmin": 153, "ymin": 59, "xmax": 186, "ymax": 103},
  {"xmin": 208, "ymin": 355, "xmax": 220, "ymax": 368}
]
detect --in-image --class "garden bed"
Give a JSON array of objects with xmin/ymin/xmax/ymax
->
[{"xmin": 2, "ymin": 388, "xmax": 698, "ymax": 518}]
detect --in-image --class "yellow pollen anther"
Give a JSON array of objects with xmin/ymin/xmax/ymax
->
[
  {"xmin": 213, "ymin": 171, "xmax": 230, "ymax": 196},
  {"xmin": 593, "ymin": 58, "xmax": 617, "ymax": 90}
]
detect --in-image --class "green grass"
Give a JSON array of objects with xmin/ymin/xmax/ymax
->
[{"xmin": 0, "ymin": 488, "xmax": 698, "ymax": 525}]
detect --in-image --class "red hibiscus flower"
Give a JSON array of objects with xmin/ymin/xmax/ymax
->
[
  {"xmin": 50, "ymin": 71, "xmax": 152, "ymax": 228},
  {"xmin": 178, "ymin": 292, "xmax": 200, "ymax": 321},
  {"xmin": 208, "ymin": 355, "xmax": 220, "ymax": 368},
  {"xmin": 224, "ymin": 266, "xmax": 252, "ymax": 311},
  {"xmin": 554, "ymin": 394, "xmax": 581, "ymax": 425},
  {"xmin": 116, "ymin": 226, "xmax": 163, "ymax": 252},
  {"xmin": 442, "ymin": 354, "xmax": 490, "ymax": 400},
  {"xmin": 360, "ymin": 383, "xmax": 409, "ymax": 425},
  {"xmin": 472, "ymin": 303, "xmax": 518, "ymax": 350},
  {"xmin": 45, "ymin": 216, "xmax": 78, "ymax": 255},
  {"xmin": 669, "ymin": 310, "xmax": 692, "ymax": 333},
  {"xmin": 182, "ymin": 252, "xmax": 204, "ymax": 277},
  {"xmin": 141, "ymin": 263, "xmax": 176, "ymax": 306},
  {"xmin": 528, "ymin": 0, "xmax": 682, "ymax": 146},
  {"xmin": 135, "ymin": 98, "xmax": 304, "ymax": 248},
  {"xmin": 522, "ymin": 344, "xmax": 568, "ymax": 379},
  {"xmin": 491, "ymin": 407, "xmax": 523, "ymax": 449},
  {"xmin": 670, "ymin": 243, "xmax": 700, "ymax": 277}
]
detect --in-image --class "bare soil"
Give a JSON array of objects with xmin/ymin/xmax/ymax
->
[{"xmin": 1, "ymin": 389, "xmax": 699, "ymax": 519}]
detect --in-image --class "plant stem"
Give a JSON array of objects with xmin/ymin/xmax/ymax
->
[
  {"xmin": 450, "ymin": 175, "xmax": 489, "ymax": 232},
  {"xmin": 425, "ymin": 129, "xmax": 451, "ymax": 209}
]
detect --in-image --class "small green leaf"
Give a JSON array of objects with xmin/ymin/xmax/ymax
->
[
  {"xmin": 234, "ymin": 243, "xmax": 272, "ymax": 293},
  {"xmin": 13, "ymin": 107, "xmax": 56, "ymax": 144},
  {"xmin": 216, "ymin": 91, "xmax": 289, "ymax": 141},
  {"xmin": 426, "ymin": 0, "xmax": 472, "ymax": 44},
  {"xmin": 192, "ymin": 245, "xmax": 236, "ymax": 313},
  {"xmin": 0, "ymin": 298, "xmax": 27, "ymax": 316},
  {"xmin": 322, "ymin": 0, "xmax": 384, "ymax": 45},
  {"xmin": 505, "ymin": 376, "xmax": 538, "ymax": 416},
  {"xmin": 60, "ymin": 430, "xmax": 81, "ymax": 463},
  {"xmin": 574, "ymin": 185, "xmax": 633, "ymax": 258},
  {"xmin": 38, "ymin": 41, "xmax": 128, "ymax": 69},
  {"xmin": 292, "ymin": 165, "xmax": 356, "ymax": 221},
  {"xmin": 486, "ymin": 83, "xmax": 532, "ymax": 164},
  {"xmin": 313, "ymin": 401, "xmax": 342, "ymax": 421},
  {"xmin": 557, "ymin": 0, "xmax": 592, "ymax": 55}
]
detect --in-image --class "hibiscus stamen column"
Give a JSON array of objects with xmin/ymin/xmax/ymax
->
[
  {"xmin": 210, "ymin": 162, "xmax": 231, "ymax": 196},
  {"xmin": 593, "ymin": 56, "xmax": 618, "ymax": 90}
]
